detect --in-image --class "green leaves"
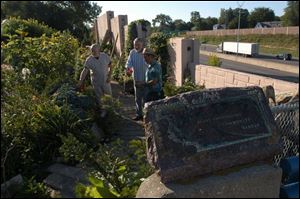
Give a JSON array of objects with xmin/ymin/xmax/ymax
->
[
  {"xmin": 75, "ymin": 176, "xmax": 120, "ymax": 198},
  {"xmin": 1, "ymin": 23, "xmax": 79, "ymax": 92},
  {"xmin": 208, "ymin": 54, "xmax": 222, "ymax": 67},
  {"xmin": 75, "ymin": 139, "xmax": 154, "ymax": 198}
]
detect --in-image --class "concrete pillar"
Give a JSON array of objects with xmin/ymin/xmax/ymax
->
[
  {"xmin": 168, "ymin": 37, "xmax": 200, "ymax": 86},
  {"xmin": 96, "ymin": 11, "xmax": 114, "ymax": 43},
  {"xmin": 110, "ymin": 15, "xmax": 128, "ymax": 57}
]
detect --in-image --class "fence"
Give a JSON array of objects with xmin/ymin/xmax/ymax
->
[
  {"xmin": 186, "ymin": 26, "xmax": 299, "ymax": 36},
  {"xmin": 272, "ymin": 101, "xmax": 299, "ymax": 166}
]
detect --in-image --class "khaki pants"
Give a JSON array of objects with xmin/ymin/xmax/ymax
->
[{"xmin": 93, "ymin": 82, "xmax": 112, "ymax": 102}]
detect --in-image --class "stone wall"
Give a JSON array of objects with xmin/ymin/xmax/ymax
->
[
  {"xmin": 186, "ymin": 26, "xmax": 299, "ymax": 36},
  {"xmin": 195, "ymin": 64, "xmax": 299, "ymax": 95}
]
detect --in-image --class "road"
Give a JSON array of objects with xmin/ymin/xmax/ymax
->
[
  {"xmin": 200, "ymin": 44, "xmax": 299, "ymax": 67},
  {"xmin": 199, "ymin": 54, "xmax": 299, "ymax": 83}
]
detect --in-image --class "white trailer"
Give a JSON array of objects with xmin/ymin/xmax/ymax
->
[{"xmin": 216, "ymin": 42, "xmax": 259, "ymax": 57}]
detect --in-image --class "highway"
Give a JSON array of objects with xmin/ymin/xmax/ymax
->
[
  {"xmin": 199, "ymin": 54, "xmax": 299, "ymax": 83},
  {"xmin": 200, "ymin": 44, "xmax": 299, "ymax": 67}
]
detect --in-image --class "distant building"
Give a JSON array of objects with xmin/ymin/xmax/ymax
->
[
  {"xmin": 213, "ymin": 24, "xmax": 226, "ymax": 30},
  {"xmin": 255, "ymin": 21, "xmax": 282, "ymax": 28}
]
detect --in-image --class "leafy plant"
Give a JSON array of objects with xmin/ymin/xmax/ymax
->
[
  {"xmin": 1, "ymin": 17, "xmax": 55, "ymax": 38},
  {"xmin": 76, "ymin": 139, "xmax": 154, "ymax": 198},
  {"xmin": 208, "ymin": 54, "xmax": 222, "ymax": 67},
  {"xmin": 1, "ymin": 29, "xmax": 79, "ymax": 92},
  {"xmin": 149, "ymin": 32, "xmax": 172, "ymax": 83},
  {"xmin": 163, "ymin": 79, "xmax": 205, "ymax": 97},
  {"xmin": 14, "ymin": 176, "xmax": 50, "ymax": 198},
  {"xmin": 59, "ymin": 133, "xmax": 93, "ymax": 165}
]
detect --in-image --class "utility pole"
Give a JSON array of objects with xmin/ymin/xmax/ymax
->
[{"xmin": 236, "ymin": 1, "xmax": 245, "ymax": 57}]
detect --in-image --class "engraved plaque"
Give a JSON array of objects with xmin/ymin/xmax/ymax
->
[{"xmin": 144, "ymin": 86, "xmax": 281, "ymax": 183}]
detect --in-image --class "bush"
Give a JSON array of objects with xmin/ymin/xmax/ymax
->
[
  {"xmin": 1, "ymin": 80, "xmax": 95, "ymax": 182},
  {"xmin": 148, "ymin": 32, "xmax": 172, "ymax": 83},
  {"xmin": 75, "ymin": 139, "xmax": 154, "ymax": 198},
  {"xmin": 163, "ymin": 80, "xmax": 205, "ymax": 97},
  {"xmin": 208, "ymin": 54, "xmax": 222, "ymax": 67},
  {"xmin": 1, "ymin": 17, "xmax": 55, "ymax": 38},
  {"xmin": 14, "ymin": 176, "xmax": 51, "ymax": 198},
  {"xmin": 1, "ymin": 30, "xmax": 79, "ymax": 92}
]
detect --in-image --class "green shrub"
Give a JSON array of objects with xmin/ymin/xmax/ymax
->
[
  {"xmin": 14, "ymin": 176, "xmax": 50, "ymax": 198},
  {"xmin": 1, "ymin": 17, "xmax": 55, "ymax": 38},
  {"xmin": 208, "ymin": 54, "xmax": 222, "ymax": 67},
  {"xmin": 163, "ymin": 80, "xmax": 205, "ymax": 97},
  {"xmin": 149, "ymin": 32, "xmax": 172, "ymax": 82},
  {"xmin": 111, "ymin": 55, "xmax": 127, "ymax": 84},
  {"xmin": 75, "ymin": 139, "xmax": 154, "ymax": 198},
  {"xmin": 1, "ymin": 30, "xmax": 79, "ymax": 92},
  {"xmin": 94, "ymin": 96, "xmax": 122, "ymax": 138},
  {"xmin": 59, "ymin": 133, "xmax": 93, "ymax": 165}
]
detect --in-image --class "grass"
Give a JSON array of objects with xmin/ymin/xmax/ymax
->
[{"xmin": 185, "ymin": 34, "xmax": 299, "ymax": 58}]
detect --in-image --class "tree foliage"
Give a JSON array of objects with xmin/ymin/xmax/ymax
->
[
  {"xmin": 1, "ymin": 1, "xmax": 101, "ymax": 44},
  {"xmin": 281, "ymin": 1, "xmax": 299, "ymax": 26},
  {"xmin": 152, "ymin": 14, "xmax": 173, "ymax": 32},
  {"xmin": 248, "ymin": 7, "xmax": 276, "ymax": 28}
]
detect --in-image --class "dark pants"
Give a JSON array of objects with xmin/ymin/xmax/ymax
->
[
  {"xmin": 134, "ymin": 83, "xmax": 145, "ymax": 117},
  {"xmin": 145, "ymin": 91, "xmax": 163, "ymax": 103}
]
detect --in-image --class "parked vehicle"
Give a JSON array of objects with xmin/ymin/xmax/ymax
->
[
  {"xmin": 276, "ymin": 53, "xmax": 292, "ymax": 61},
  {"xmin": 216, "ymin": 42, "xmax": 259, "ymax": 57}
]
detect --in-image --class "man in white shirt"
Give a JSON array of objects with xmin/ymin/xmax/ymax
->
[{"xmin": 77, "ymin": 44, "xmax": 112, "ymax": 118}]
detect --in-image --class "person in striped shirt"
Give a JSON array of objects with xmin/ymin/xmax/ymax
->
[{"xmin": 126, "ymin": 38, "xmax": 148, "ymax": 121}]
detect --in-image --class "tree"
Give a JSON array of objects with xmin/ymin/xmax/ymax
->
[
  {"xmin": 204, "ymin": 17, "xmax": 218, "ymax": 30},
  {"xmin": 173, "ymin": 19, "xmax": 189, "ymax": 31},
  {"xmin": 281, "ymin": 1, "xmax": 299, "ymax": 26},
  {"xmin": 219, "ymin": 8, "xmax": 234, "ymax": 28},
  {"xmin": 220, "ymin": 8, "xmax": 249, "ymax": 29},
  {"xmin": 152, "ymin": 14, "xmax": 172, "ymax": 27},
  {"xmin": 190, "ymin": 11, "xmax": 201, "ymax": 30},
  {"xmin": 1, "ymin": 1, "xmax": 101, "ymax": 44},
  {"xmin": 248, "ymin": 7, "xmax": 276, "ymax": 28}
]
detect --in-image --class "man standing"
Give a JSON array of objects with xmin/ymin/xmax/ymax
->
[
  {"xmin": 142, "ymin": 48, "xmax": 163, "ymax": 102},
  {"xmin": 126, "ymin": 38, "xmax": 148, "ymax": 121},
  {"xmin": 77, "ymin": 43, "xmax": 112, "ymax": 107}
]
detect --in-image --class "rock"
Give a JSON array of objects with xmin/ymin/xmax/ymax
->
[
  {"xmin": 136, "ymin": 164, "xmax": 282, "ymax": 198},
  {"xmin": 144, "ymin": 86, "xmax": 281, "ymax": 183},
  {"xmin": 44, "ymin": 164, "xmax": 90, "ymax": 198},
  {"xmin": 47, "ymin": 163, "xmax": 88, "ymax": 183},
  {"xmin": 91, "ymin": 122, "xmax": 105, "ymax": 141},
  {"xmin": 43, "ymin": 173, "xmax": 76, "ymax": 198},
  {"xmin": 1, "ymin": 174, "xmax": 24, "ymax": 198}
]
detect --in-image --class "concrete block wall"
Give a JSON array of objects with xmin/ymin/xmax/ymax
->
[{"xmin": 195, "ymin": 64, "xmax": 299, "ymax": 95}]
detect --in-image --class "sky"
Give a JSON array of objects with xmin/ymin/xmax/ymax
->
[{"xmin": 93, "ymin": 1, "xmax": 287, "ymax": 23}]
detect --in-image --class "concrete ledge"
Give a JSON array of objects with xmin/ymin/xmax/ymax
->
[
  {"xmin": 200, "ymin": 50, "xmax": 299, "ymax": 74},
  {"xmin": 136, "ymin": 164, "xmax": 282, "ymax": 198}
]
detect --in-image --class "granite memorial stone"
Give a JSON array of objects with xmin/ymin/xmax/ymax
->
[{"xmin": 144, "ymin": 86, "xmax": 281, "ymax": 183}]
